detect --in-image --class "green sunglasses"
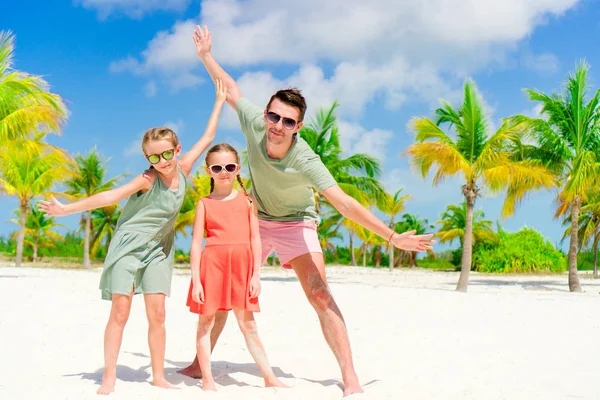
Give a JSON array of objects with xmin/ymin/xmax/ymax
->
[{"xmin": 146, "ymin": 148, "xmax": 175, "ymax": 165}]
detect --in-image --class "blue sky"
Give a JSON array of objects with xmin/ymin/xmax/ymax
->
[{"xmin": 2, "ymin": 0, "xmax": 599, "ymax": 253}]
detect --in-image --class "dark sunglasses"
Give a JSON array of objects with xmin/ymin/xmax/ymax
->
[
  {"xmin": 146, "ymin": 149, "xmax": 175, "ymax": 165},
  {"xmin": 208, "ymin": 163, "xmax": 238, "ymax": 174},
  {"xmin": 265, "ymin": 111, "xmax": 299, "ymax": 130}
]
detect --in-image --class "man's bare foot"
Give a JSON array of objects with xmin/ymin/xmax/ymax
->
[
  {"xmin": 151, "ymin": 378, "xmax": 179, "ymax": 390},
  {"xmin": 96, "ymin": 372, "xmax": 116, "ymax": 395},
  {"xmin": 343, "ymin": 381, "xmax": 364, "ymax": 397},
  {"xmin": 201, "ymin": 380, "xmax": 217, "ymax": 391},
  {"xmin": 178, "ymin": 363, "xmax": 202, "ymax": 379},
  {"xmin": 265, "ymin": 377, "xmax": 290, "ymax": 388}
]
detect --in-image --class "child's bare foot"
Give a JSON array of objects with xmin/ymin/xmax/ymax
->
[
  {"xmin": 201, "ymin": 380, "xmax": 217, "ymax": 391},
  {"xmin": 343, "ymin": 381, "xmax": 364, "ymax": 397},
  {"xmin": 265, "ymin": 377, "xmax": 290, "ymax": 388},
  {"xmin": 178, "ymin": 363, "xmax": 203, "ymax": 379},
  {"xmin": 151, "ymin": 377, "xmax": 179, "ymax": 390},
  {"xmin": 96, "ymin": 372, "xmax": 116, "ymax": 395}
]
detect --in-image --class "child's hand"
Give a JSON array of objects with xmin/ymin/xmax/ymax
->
[
  {"xmin": 192, "ymin": 25, "xmax": 211, "ymax": 60},
  {"xmin": 215, "ymin": 78, "xmax": 227, "ymax": 105},
  {"xmin": 38, "ymin": 195, "xmax": 68, "ymax": 217},
  {"xmin": 192, "ymin": 282, "xmax": 205, "ymax": 304},
  {"xmin": 249, "ymin": 274, "xmax": 261, "ymax": 299}
]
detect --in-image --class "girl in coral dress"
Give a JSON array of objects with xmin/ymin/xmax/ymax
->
[{"xmin": 186, "ymin": 143, "xmax": 289, "ymax": 391}]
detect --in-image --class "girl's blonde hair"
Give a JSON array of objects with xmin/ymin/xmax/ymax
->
[
  {"xmin": 141, "ymin": 127, "xmax": 180, "ymax": 153},
  {"xmin": 205, "ymin": 143, "xmax": 250, "ymax": 200}
]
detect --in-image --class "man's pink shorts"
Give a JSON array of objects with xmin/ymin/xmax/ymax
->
[{"xmin": 259, "ymin": 219, "xmax": 322, "ymax": 269}]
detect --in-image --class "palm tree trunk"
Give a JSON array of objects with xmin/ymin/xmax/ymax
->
[
  {"xmin": 83, "ymin": 211, "xmax": 91, "ymax": 268},
  {"xmin": 349, "ymin": 232, "xmax": 356, "ymax": 266},
  {"xmin": 33, "ymin": 236, "xmax": 38, "ymax": 262},
  {"xmin": 456, "ymin": 190, "xmax": 475, "ymax": 292},
  {"xmin": 593, "ymin": 231, "xmax": 598, "ymax": 278},
  {"xmin": 388, "ymin": 218, "xmax": 395, "ymax": 271},
  {"xmin": 567, "ymin": 198, "xmax": 583, "ymax": 291},
  {"xmin": 375, "ymin": 246, "xmax": 381, "ymax": 268},
  {"xmin": 271, "ymin": 254, "xmax": 277, "ymax": 267},
  {"xmin": 15, "ymin": 201, "xmax": 28, "ymax": 267},
  {"xmin": 362, "ymin": 245, "xmax": 367, "ymax": 267}
]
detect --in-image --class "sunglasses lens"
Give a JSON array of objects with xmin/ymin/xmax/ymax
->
[
  {"xmin": 162, "ymin": 150, "xmax": 174, "ymax": 160},
  {"xmin": 225, "ymin": 164, "xmax": 237, "ymax": 172},
  {"xmin": 210, "ymin": 165, "xmax": 223, "ymax": 174},
  {"xmin": 148, "ymin": 155, "xmax": 160, "ymax": 164},
  {"xmin": 266, "ymin": 112, "xmax": 280, "ymax": 124},
  {"xmin": 283, "ymin": 118, "xmax": 297, "ymax": 130}
]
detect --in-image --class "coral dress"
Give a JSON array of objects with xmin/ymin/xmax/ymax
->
[{"xmin": 186, "ymin": 191, "xmax": 260, "ymax": 315}]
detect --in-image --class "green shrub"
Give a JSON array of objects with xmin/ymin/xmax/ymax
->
[{"xmin": 473, "ymin": 227, "xmax": 565, "ymax": 273}]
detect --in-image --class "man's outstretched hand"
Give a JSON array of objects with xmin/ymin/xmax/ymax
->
[
  {"xmin": 193, "ymin": 25, "xmax": 211, "ymax": 60},
  {"xmin": 390, "ymin": 230, "xmax": 436, "ymax": 252}
]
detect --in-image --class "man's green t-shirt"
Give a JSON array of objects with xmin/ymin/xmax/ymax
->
[{"xmin": 236, "ymin": 97, "xmax": 337, "ymax": 222}]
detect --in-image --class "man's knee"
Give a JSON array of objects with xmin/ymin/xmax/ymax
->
[
  {"xmin": 306, "ymin": 278, "xmax": 334, "ymax": 313},
  {"xmin": 147, "ymin": 305, "xmax": 166, "ymax": 325},
  {"xmin": 112, "ymin": 305, "xmax": 131, "ymax": 326}
]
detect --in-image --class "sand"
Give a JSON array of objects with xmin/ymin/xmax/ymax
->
[{"xmin": 1, "ymin": 265, "xmax": 599, "ymax": 400}]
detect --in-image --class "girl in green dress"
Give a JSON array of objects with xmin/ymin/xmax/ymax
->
[{"xmin": 39, "ymin": 80, "xmax": 228, "ymax": 395}]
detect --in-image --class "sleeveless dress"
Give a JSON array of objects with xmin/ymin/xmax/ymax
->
[
  {"xmin": 99, "ymin": 166, "xmax": 186, "ymax": 300},
  {"xmin": 186, "ymin": 191, "xmax": 260, "ymax": 315}
]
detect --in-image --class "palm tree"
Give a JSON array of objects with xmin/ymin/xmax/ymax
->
[
  {"xmin": 378, "ymin": 188, "xmax": 410, "ymax": 270},
  {"xmin": 64, "ymin": 148, "xmax": 122, "ymax": 268},
  {"xmin": 395, "ymin": 213, "xmax": 435, "ymax": 268},
  {"xmin": 10, "ymin": 205, "xmax": 65, "ymax": 261},
  {"xmin": 559, "ymin": 188, "xmax": 600, "ymax": 277},
  {"xmin": 436, "ymin": 202, "xmax": 497, "ymax": 247},
  {"xmin": 517, "ymin": 61, "xmax": 600, "ymax": 291},
  {"xmin": 0, "ymin": 139, "xmax": 71, "ymax": 266},
  {"xmin": 317, "ymin": 212, "xmax": 343, "ymax": 259},
  {"xmin": 90, "ymin": 205, "xmax": 121, "ymax": 258},
  {"xmin": 0, "ymin": 31, "xmax": 67, "ymax": 144},
  {"xmin": 407, "ymin": 80, "xmax": 555, "ymax": 291}
]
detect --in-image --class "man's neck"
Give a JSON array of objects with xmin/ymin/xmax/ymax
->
[{"xmin": 265, "ymin": 137, "xmax": 295, "ymax": 160}]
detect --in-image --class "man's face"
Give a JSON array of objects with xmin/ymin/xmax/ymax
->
[{"xmin": 264, "ymin": 98, "xmax": 303, "ymax": 146}]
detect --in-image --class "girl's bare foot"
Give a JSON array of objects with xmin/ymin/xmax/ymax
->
[
  {"xmin": 265, "ymin": 377, "xmax": 290, "ymax": 388},
  {"xmin": 202, "ymin": 380, "xmax": 217, "ymax": 391},
  {"xmin": 96, "ymin": 372, "xmax": 116, "ymax": 395},
  {"xmin": 151, "ymin": 377, "xmax": 179, "ymax": 390}
]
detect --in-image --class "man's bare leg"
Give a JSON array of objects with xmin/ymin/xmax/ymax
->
[
  {"xmin": 144, "ymin": 293, "xmax": 178, "ymax": 389},
  {"xmin": 289, "ymin": 252, "xmax": 363, "ymax": 397},
  {"xmin": 97, "ymin": 293, "xmax": 133, "ymax": 395},
  {"xmin": 178, "ymin": 310, "xmax": 228, "ymax": 378}
]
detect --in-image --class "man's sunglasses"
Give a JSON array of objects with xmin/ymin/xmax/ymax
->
[
  {"xmin": 208, "ymin": 163, "xmax": 238, "ymax": 174},
  {"xmin": 146, "ymin": 149, "xmax": 175, "ymax": 165},
  {"xmin": 265, "ymin": 111, "xmax": 299, "ymax": 130}
]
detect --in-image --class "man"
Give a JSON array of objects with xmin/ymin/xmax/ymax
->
[{"xmin": 180, "ymin": 25, "xmax": 435, "ymax": 397}]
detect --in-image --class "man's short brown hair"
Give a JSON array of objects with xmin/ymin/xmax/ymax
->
[{"xmin": 266, "ymin": 88, "xmax": 307, "ymax": 122}]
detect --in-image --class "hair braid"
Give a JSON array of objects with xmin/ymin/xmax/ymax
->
[
  {"xmin": 210, "ymin": 177, "xmax": 215, "ymax": 193},
  {"xmin": 236, "ymin": 175, "xmax": 252, "ymax": 203}
]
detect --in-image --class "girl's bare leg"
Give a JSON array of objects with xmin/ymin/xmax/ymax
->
[
  {"xmin": 197, "ymin": 314, "xmax": 217, "ymax": 391},
  {"xmin": 232, "ymin": 307, "xmax": 289, "ymax": 388},
  {"xmin": 97, "ymin": 293, "xmax": 133, "ymax": 395},
  {"xmin": 144, "ymin": 293, "xmax": 178, "ymax": 389}
]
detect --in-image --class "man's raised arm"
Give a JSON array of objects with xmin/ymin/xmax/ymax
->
[{"xmin": 193, "ymin": 25, "xmax": 242, "ymax": 110}]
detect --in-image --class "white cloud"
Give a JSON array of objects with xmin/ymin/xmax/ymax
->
[
  {"xmin": 164, "ymin": 119, "xmax": 185, "ymax": 135},
  {"xmin": 337, "ymin": 121, "xmax": 393, "ymax": 162},
  {"xmin": 522, "ymin": 52, "xmax": 560, "ymax": 75},
  {"xmin": 77, "ymin": 0, "xmax": 191, "ymax": 19},
  {"xmin": 110, "ymin": 0, "xmax": 578, "ymax": 116},
  {"xmin": 144, "ymin": 81, "xmax": 157, "ymax": 97},
  {"xmin": 124, "ymin": 137, "xmax": 142, "ymax": 157},
  {"xmin": 383, "ymin": 166, "xmax": 463, "ymax": 205}
]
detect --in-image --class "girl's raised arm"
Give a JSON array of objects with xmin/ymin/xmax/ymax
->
[{"xmin": 179, "ymin": 79, "xmax": 228, "ymax": 177}]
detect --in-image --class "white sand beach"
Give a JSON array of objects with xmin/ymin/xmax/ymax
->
[{"xmin": 1, "ymin": 265, "xmax": 599, "ymax": 400}]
